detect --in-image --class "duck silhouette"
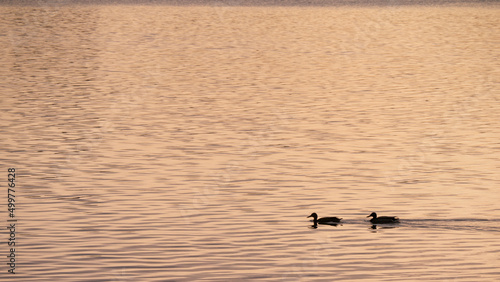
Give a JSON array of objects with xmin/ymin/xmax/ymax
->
[
  {"xmin": 307, "ymin": 212, "xmax": 342, "ymax": 225},
  {"xmin": 367, "ymin": 212, "xmax": 399, "ymax": 224}
]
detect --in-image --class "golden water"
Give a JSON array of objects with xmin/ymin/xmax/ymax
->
[{"xmin": 1, "ymin": 3, "xmax": 499, "ymax": 281}]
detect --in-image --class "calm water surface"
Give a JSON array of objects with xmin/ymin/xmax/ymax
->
[{"xmin": 1, "ymin": 3, "xmax": 499, "ymax": 281}]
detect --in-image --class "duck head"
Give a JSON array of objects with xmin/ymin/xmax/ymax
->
[
  {"xmin": 307, "ymin": 213, "xmax": 318, "ymax": 220},
  {"xmin": 367, "ymin": 212, "xmax": 377, "ymax": 218}
]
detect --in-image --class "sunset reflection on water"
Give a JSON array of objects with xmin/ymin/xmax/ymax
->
[{"xmin": 1, "ymin": 2, "xmax": 499, "ymax": 281}]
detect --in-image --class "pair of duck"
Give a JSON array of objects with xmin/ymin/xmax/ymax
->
[{"xmin": 308, "ymin": 212, "xmax": 399, "ymax": 224}]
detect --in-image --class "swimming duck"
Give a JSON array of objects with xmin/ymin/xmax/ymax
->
[
  {"xmin": 307, "ymin": 212, "xmax": 342, "ymax": 224},
  {"xmin": 367, "ymin": 212, "xmax": 399, "ymax": 224}
]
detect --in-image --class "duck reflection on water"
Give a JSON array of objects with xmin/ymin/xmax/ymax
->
[{"xmin": 370, "ymin": 224, "xmax": 399, "ymax": 230}]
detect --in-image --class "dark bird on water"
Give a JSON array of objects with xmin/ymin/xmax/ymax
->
[
  {"xmin": 367, "ymin": 212, "xmax": 399, "ymax": 224},
  {"xmin": 307, "ymin": 212, "xmax": 342, "ymax": 225}
]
